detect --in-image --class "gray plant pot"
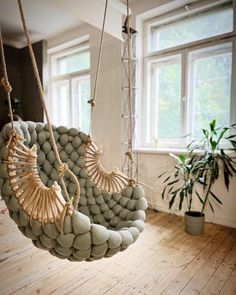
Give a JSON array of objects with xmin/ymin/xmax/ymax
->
[{"xmin": 185, "ymin": 211, "xmax": 205, "ymax": 235}]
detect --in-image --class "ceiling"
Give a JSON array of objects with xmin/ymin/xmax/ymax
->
[{"xmin": 0, "ymin": 0, "xmax": 128, "ymax": 48}]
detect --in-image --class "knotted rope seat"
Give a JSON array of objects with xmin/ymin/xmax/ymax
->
[{"xmin": 0, "ymin": 121, "xmax": 147, "ymax": 261}]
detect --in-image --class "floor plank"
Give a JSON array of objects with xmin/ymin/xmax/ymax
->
[
  {"xmin": 0, "ymin": 200, "xmax": 235, "ymax": 295},
  {"xmin": 219, "ymin": 264, "xmax": 236, "ymax": 295},
  {"xmin": 200, "ymin": 240, "xmax": 236, "ymax": 295}
]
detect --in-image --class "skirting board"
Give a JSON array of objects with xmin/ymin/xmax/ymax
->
[{"xmin": 148, "ymin": 203, "xmax": 236, "ymax": 229}]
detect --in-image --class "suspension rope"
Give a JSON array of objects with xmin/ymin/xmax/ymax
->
[
  {"xmin": 88, "ymin": 0, "xmax": 108, "ymax": 136},
  {"xmin": 0, "ymin": 26, "xmax": 14, "ymax": 130},
  {"xmin": 16, "ymin": 0, "xmax": 80, "ymax": 208},
  {"xmin": 126, "ymin": 0, "xmax": 134, "ymax": 178}
]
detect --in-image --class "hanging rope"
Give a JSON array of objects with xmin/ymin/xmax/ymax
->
[
  {"xmin": 16, "ymin": 0, "xmax": 80, "ymax": 209},
  {"xmin": 88, "ymin": 0, "xmax": 108, "ymax": 136},
  {"xmin": 0, "ymin": 27, "xmax": 14, "ymax": 130},
  {"xmin": 126, "ymin": 0, "xmax": 134, "ymax": 178}
]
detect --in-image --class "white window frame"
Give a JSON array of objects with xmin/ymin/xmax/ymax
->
[
  {"xmin": 47, "ymin": 37, "xmax": 90, "ymax": 129},
  {"xmin": 137, "ymin": 0, "xmax": 236, "ymax": 151}
]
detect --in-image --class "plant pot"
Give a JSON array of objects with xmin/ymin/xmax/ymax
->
[{"xmin": 185, "ymin": 211, "xmax": 205, "ymax": 235}]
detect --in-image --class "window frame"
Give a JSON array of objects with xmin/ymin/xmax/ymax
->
[
  {"xmin": 47, "ymin": 38, "xmax": 90, "ymax": 129},
  {"xmin": 137, "ymin": 0, "xmax": 236, "ymax": 151}
]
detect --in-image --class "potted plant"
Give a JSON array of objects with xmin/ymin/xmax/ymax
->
[
  {"xmin": 158, "ymin": 153, "xmax": 206, "ymax": 235},
  {"xmin": 159, "ymin": 120, "xmax": 236, "ymax": 235}
]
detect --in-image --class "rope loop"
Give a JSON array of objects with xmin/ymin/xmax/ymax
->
[
  {"xmin": 0, "ymin": 77, "xmax": 12, "ymax": 93},
  {"xmin": 6, "ymin": 130, "xmax": 23, "ymax": 148},
  {"xmin": 87, "ymin": 98, "xmax": 96, "ymax": 107},
  {"xmin": 57, "ymin": 163, "xmax": 69, "ymax": 178}
]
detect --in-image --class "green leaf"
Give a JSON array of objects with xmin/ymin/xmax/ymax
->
[
  {"xmin": 167, "ymin": 179, "xmax": 180, "ymax": 186},
  {"xmin": 210, "ymin": 120, "xmax": 216, "ymax": 132},
  {"xmin": 169, "ymin": 193, "xmax": 177, "ymax": 209},
  {"xmin": 210, "ymin": 138, "xmax": 217, "ymax": 150},
  {"xmin": 161, "ymin": 187, "xmax": 167, "ymax": 200},
  {"xmin": 208, "ymin": 201, "xmax": 214, "ymax": 213},
  {"xmin": 195, "ymin": 191, "xmax": 203, "ymax": 204},
  {"xmin": 179, "ymin": 191, "xmax": 184, "ymax": 211},
  {"xmin": 229, "ymin": 140, "xmax": 236, "ymax": 149},
  {"xmin": 178, "ymin": 154, "xmax": 186, "ymax": 163},
  {"xmin": 202, "ymin": 129, "xmax": 209, "ymax": 138},
  {"xmin": 163, "ymin": 175, "xmax": 171, "ymax": 183},
  {"xmin": 174, "ymin": 170, "xmax": 179, "ymax": 177},
  {"xmin": 169, "ymin": 153, "xmax": 184, "ymax": 164},
  {"xmin": 209, "ymin": 191, "xmax": 222, "ymax": 205},
  {"xmin": 220, "ymin": 158, "xmax": 231, "ymax": 189},
  {"xmin": 167, "ymin": 186, "xmax": 174, "ymax": 195},
  {"xmin": 157, "ymin": 172, "xmax": 166, "ymax": 179},
  {"xmin": 226, "ymin": 135, "xmax": 236, "ymax": 140},
  {"xmin": 217, "ymin": 128, "xmax": 229, "ymax": 144},
  {"xmin": 225, "ymin": 157, "xmax": 236, "ymax": 173},
  {"xmin": 186, "ymin": 139, "xmax": 196, "ymax": 149}
]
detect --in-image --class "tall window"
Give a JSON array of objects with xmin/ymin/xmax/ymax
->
[
  {"xmin": 139, "ymin": 0, "xmax": 235, "ymax": 149},
  {"xmin": 48, "ymin": 40, "xmax": 90, "ymax": 133}
]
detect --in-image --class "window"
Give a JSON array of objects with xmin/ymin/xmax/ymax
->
[
  {"xmin": 48, "ymin": 40, "xmax": 90, "ymax": 133},
  {"xmin": 148, "ymin": 4, "xmax": 233, "ymax": 52},
  {"xmin": 188, "ymin": 43, "xmax": 232, "ymax": 139},
  {"xmin": 139, "ymin": 0, "xmax": 235, "ymax": 150}
]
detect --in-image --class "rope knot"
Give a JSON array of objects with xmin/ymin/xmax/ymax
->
[
  {"xmin": 125, "ymin": 150, "xmax": 133, "ymax": 161},
  {"xmin": 0, "ymin": 77, "xmax": 12, "ymax": 93},
  {"xmin": 57, "ymin": 163, "xmax": 68, "ymax": 177},
  {"xmin": 128, "ymin": 178, "xmax": 136, "ymax": 187},
  {"xmin": 86, "ymin": 135, "xmax": 92, "ymax": 144},
  {"xmin": 87, "ymin": 98, "xmax": 96, "ymax": 107}
]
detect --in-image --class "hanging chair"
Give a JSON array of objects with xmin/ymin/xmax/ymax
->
[
  {"xmin": 0, "ymin": 0, "xmax": 147, "ymax": 262},
  {"xmin": 0, "ymin": 121, "xmax": 147, "ymax": 261}
]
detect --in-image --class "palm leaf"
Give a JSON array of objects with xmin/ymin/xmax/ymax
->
[
  {"xmin": 195, "ymin": 191, "xmax": 203, "ymax": 204},
  {"xmin": 208, "ymin": 201, "xmax": 214, "ymax": 213},
  {"xmin": 167, "ymin": 179, "xmax": 180, "ymax": 186},
  {"xmin": 179, "ymin": 191, "xmax": 184, "ymax": 211},
  {"xmin": 169, "ymin": 193, "xmax": 177, "ymax": 209},
  {"xmin": 161, "ymin": 186, "xmax": 167, "ymax": 200},
  {"xmin": 209, "ymin": 191, "xmax": 222, "ymax": 205}
]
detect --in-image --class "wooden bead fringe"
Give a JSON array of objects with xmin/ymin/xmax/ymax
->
[
  {"xmin": 6, "ymin": 132, "xmax": 73, "ymax": 229},
  {"xmin": 84, "ymin": 140, "xmax": 133, "ymax": 194}
]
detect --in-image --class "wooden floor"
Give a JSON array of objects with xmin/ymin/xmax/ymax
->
[{"xmin": 0, "ymin": 199, "xmax": 236, "ymax": 295}]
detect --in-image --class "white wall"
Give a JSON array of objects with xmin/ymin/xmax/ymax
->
[
  {"xmin": 48, "ymin": 24, "xmax": 123, "ymax": 171},
  {"xmin": 131, "ymin": 0, "xmax": 236, "ymax": 228},
  {"xmin": 138, "ymin": 152, "xmax": 236, "ymax": 228}
]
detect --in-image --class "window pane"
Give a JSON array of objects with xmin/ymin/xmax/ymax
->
[
  {"xmin": 150, "ymin": 4, "xmax": 233, "ymax": 52},
  {"xmin": 188, "ymin": 43, "xmax": 232, "ymax": 139},
  {"xmin": 52, "ymin": 80, "xmax": 70, "ymax": 126},
  {"xmin": 150, "ymin": 55, "xmax": 182, "ymax": 140},
  {"xmin": 72, "ymin": 77, "xmax": 90, "ymax": 133},
  {"xmin": 56, "ymin": 50, "xmax": 90, "ymax": 75}
]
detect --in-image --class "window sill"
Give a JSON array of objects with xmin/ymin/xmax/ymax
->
[
  {"xmin": 134, "ymin": 147, "xmax": 187, "ymax": 155},
  {"xmin": 135, "ymin": 148, "xmax": 236, "ymax": 158}
]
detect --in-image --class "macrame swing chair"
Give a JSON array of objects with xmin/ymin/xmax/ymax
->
[{"xmin": 0, "ymin": 0, "xmax": 147, "ymax": 261}]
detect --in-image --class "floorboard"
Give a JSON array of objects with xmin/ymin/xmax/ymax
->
[{"xmin": 0, "ymin": 199, "xmax": 235, "ymax": 295}]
